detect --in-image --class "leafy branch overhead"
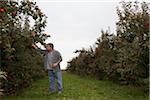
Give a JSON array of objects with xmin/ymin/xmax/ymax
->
[{"xmin": 0, "ymin": 0, "xmax": 50, "ymax": 60}]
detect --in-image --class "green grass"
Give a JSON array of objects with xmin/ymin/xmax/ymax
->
[{"xmin": 4, "ymin": 72, "xmax": 149, "ymax": 100}]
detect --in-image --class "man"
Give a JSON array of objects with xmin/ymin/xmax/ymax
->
[{"xmin": 32, "ymin": 43, "xmax": 63, "ymax": 94}]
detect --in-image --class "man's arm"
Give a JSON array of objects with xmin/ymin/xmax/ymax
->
[
  {"xmin": 32, "ymin": 44, "xmax": 46, "ymax": 55},
  {"xmin": 52, "ymin": 59, "xmax": 61, "ymax": 68},
  {"xmin": 52, "ymin": 51, "xmax": 62, "ymax": 68}
]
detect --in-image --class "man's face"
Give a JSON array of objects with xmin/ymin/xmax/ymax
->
[{"xmin": 46, "ymin": 45, "xmax": 52, "ymax": 51}]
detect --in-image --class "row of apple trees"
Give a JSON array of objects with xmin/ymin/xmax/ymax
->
[
  {"xmin": 0, "ymin": 0, "xmax": 49, "ymax": 95},
  {"xmin": 67, "ymin": 1, "xmax": 149, "ymax": 92}
]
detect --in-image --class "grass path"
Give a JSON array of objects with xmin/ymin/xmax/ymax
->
[{"xmin": 4, "ymin": 72, "xmax": 148, "ymax": 100}]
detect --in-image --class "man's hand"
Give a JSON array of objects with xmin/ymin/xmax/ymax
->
[
  {"xmin": 32, "ymin": 44, "xmax": 37, "ymax": 49},
  {"xmin": 52, "ymin": 62, "xmax": 59, "ymax": 68},
  {"xmin": 51, "ymin": 59, "xmax": 62, "ymax": 68}
]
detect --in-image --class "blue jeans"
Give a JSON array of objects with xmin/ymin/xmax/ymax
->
[{"xmin": 48, "ymin": 70, "xmax": 62, "ymax": 92}]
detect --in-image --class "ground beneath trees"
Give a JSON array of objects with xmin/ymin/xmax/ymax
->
[{"xmin": 4, "ymin": 72, "xmax": 148, "ymax": 100}]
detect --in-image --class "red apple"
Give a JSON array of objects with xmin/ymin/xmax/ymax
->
[
  {"xmin": 12, "ymin": 11, "xmax": 17, "ymax": 16},
  {"xmin": 0, "ymin": 8, "xmax": 5, "ymax": 13},
  {"xmin": 144, "ymin": 22, "xmax": 149, "ymax": 29}
]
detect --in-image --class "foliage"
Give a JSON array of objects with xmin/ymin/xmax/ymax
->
[
  {"xmin": 0, "ymin": 0, "xmax": 49, "ymax": 94},
  {"xmin": 0, "ymin": 71, "xmax": 7, "ymax": 96},
  {"xmin": 67, "ymin": 1, "xmax": 149, "ymax": 92}
]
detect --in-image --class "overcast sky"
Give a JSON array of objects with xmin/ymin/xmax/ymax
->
[{"xmin": 35, "ymin": 0, "xmax": 147, "ymax": 69}]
